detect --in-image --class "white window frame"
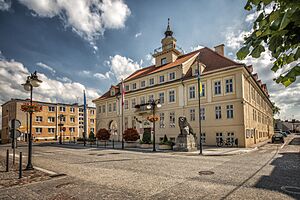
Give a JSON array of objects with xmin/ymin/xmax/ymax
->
[
  {"xmin": 35, "ymin": 128, "xmax": 42, "ymax": 134},
  {"xmin": 59, "ymin": 106, "xmax": 66, "ymax": 112},
  {"xmin": 189, "ymin": 85, "xmax": 196, "ymax": 99},
  {"xmin": 48, "ymin": 128, "xmax": 55, "ymax": 134},
  {"xmin": 159, "ymin": 113, "xmax": 165, "ymax": 128},
  {"xmin": 48, "ymin": 117, "xmax": 55, "ymax": 123},
  {"xmin": 168, "ymin": 89, "xmax": 176, "ymax": 103},
  {"xmin": 132, "ymin": 83, "xmax": 137, "ymax": 90},
  {"xmin": 70, "ymin": 117, "xmax": 75, "ymax": 123},
  {"xmin": 200, "ymin": 107, "xmax": 205, "ymax": 120},
  {"xmin": 190, "ymin": 109, "xmax": 196, "ymax": 121},
  {"xmin": 149, "ymin": 78, "xmax": 155, "ymax": 86},
  {"xmin": 169, "ymin": 112, "xmax": 176, "ymax": 128},
  {"xmin": 48, "ymin": 106, "xmax": 55, "ymax": 112},
  {"xmin": 131, "ymin": 98, "xmax": 136, "ymax": 109},
  {"xmin": 140, "ymin": 80, "xmax": 146, "ymax": 88},
  {"xmin": 214, "ymin": 80, "xmax": 222, "ymax": 96},
  {"xmin": 35, "ymin": 116, "xmax": 43, "ymax": 122},
  {"xmin": 159, "ymin": 92, "xmax": 165, "ymax": 104},
  {"xmin": 225, "ymin": 78, "xmax": 234, "ymax": 94},
  {"xmin": 215, "ymin": 106, "xmax": 222, "ymax": 119},
  {"xmin": 169, "ymin": 72, "xmax": 176, "ymax": 81},
  {"xmin": 226, "ymin": 105, "xmax": 234, "ymax": 119},
  {"xmin": 159, "ymin": 75, "xmax": 165, "ymax": 83}
]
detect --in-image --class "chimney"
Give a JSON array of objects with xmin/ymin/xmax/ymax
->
[{"xmin": 214, "ymin": 44, "xmax": 225, "ymax": 56}]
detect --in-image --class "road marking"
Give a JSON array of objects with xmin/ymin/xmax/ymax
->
[
  {"xmin": 281, "ymin": 186, "xmax": 300, "ymax": 194},
  {"xmin": 34, "ymin": 166, "xmax": 57, "ymax": 175}
]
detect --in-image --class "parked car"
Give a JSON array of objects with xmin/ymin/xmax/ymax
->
[{"xmin": 272, "ymin": 133, "xmax": 284, "ymax": 143}]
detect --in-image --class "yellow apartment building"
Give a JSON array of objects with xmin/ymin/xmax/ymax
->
[
  {"xmin": 1, "ymin": 99, "xmax": 96, "ymax": 144},
  {"xmin": 92, "ymin": 22, "xmax": 274, "ymax": 147}
]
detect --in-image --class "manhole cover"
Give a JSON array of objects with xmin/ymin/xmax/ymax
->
[
  {"xmin": 198, "ymin": 171, "xmax": 214, "ymax": 175},
  {"xmin": 97, "ymin": 154, "xmax": 104, "ymax": 156},
  {"xmin": 110, "ymin": 152, "xmax": 120, "ymax": 155},
  {"xmin": 281, "ymin": 186, "xmax": 300, "ymax": 194}
]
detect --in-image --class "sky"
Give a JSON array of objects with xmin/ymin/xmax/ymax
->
[{"xmin": 0, "ymin": 0, "xmax": 299, "ymax": 121}]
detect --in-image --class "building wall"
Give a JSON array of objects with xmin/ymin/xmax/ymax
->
[{"xmin": 1, "ymin": 99, "xmax": 96, "ymax": 143}]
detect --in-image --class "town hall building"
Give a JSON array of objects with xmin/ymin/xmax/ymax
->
[{"xmin": 93, "ymin": 21, "xmax": 274, "ymax": 148}]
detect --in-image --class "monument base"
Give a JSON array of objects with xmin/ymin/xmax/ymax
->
[{"xmin": 173, "ymin": 134, "xmax": 197, "ymax": 152}]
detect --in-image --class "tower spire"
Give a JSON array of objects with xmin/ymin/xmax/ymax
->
[{"xmin": 164, "ymin": 18, "xmax": 173, "ymax": 37}]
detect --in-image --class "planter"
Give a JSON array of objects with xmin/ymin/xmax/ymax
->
[
  {"xmin": 139, "ymin": 143, "xmax": 152, "ymax": 149},
  {"xmin": 98, "ymin": 140, "xmax": 109, "ymax": 146},
  {"xmin": 159, "ymin": 144, "xmax": 173, "ymax": 150},
  {"xmin": 125, "ymin": 141, "xmax": 138, "ymax": 148}
]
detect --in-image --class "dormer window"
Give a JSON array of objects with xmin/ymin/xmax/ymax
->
[
  {"xmin": 111, "ymin": 89, "xmax": 115, "ymax": 96},
  {"xmin": 159, "ymin": 75, "xmax": 165, "ymax": 83},
  {"xmin": 169, "ymin": 72, "xmax": 176, "ymax": 81},
  {"xmin": 140, "ymin": 80, "xmax": 146, "ymax": 88},
  {"xmin": 161, "ymin": 58, "xmax": 167, "ymax": 65},
  {"xmin": 125, "ymin": 85, "xmax": 130, "ymax": 91}
]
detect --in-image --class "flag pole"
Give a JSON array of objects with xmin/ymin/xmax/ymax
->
[
  {"xmin": 121, "ymin": 79, "xmax": 124, "ymax": 149},
  {"xmin": 83, "ymin": 90, "xmax": 87, "ymax": 147},
  {"xmin": 197, "ymin": 61, "xmax": 203, "ymax": 155}
]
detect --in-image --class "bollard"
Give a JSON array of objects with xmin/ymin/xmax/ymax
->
[
  {"xmin": 112, "ymin": 139, "xmax": 114, "ymax": 149},
  {"xmin": 6, "ymin": 149, "xmax": 9, "ymax": 172},
  {"xmin": 19, "ymin": 152, "xmax": 22, "ymax": 179}
]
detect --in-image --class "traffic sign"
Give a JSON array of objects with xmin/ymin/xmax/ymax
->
[
  {"xmin": 10, "ymin": 130, "xmax": 21, "ymax": 138},
  {"xmin": 9, "ymin": 119, "xmax": 21, "ymax": 129}
]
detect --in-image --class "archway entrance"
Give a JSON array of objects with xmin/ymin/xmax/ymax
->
[{"xmin": 108, "ymin": 120, "xmax": 118, "ymax": 141}]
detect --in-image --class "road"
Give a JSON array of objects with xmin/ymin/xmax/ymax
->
[{"xmin": 0, "ymin": 135, "xmax": 299, "ymax": 200}]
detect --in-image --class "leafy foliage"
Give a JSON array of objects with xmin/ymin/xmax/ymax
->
[
  {"xmin": 159, "ymin": 134, "xmax": 174, "ymax": 146},
  {"xmin": 141, "ymin": 131, "xmax": 152, "ymax": 144},
  {"xmin": 272, "ymin": 104, "xmax": 281, "ymax": 115},
  {"xmin": 124, "ymin": 128, "xmax": 140, "ymax": 142},
  {"xmin": 96, "ymin": 128, "xmax": 111, "ymax": 141},
  {"xmin": 89, "ymin": 131, "xmax": 95, "ymax": 141},
  {"xmin": 237, "ymin": 0, "xmax": 300, "ymax": 87}
]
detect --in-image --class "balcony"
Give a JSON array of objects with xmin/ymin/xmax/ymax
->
[{"xmin": 134, "ymin": 104, "xmax": 151, "ymax": 115}]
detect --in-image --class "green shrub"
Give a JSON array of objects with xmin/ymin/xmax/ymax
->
[
  {"xmin": 141, "ymin": 131, "xmax": 151, "ymax": 144},
  {"xmin": 89, "ymin": 131, "xmax": 95, "ymax": 141},
  {"xmin": 159, "ymin": 134, "xmax": 174, "ymax": 146}
]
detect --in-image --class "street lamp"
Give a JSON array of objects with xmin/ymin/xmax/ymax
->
[
  {"xmin": 147, "ymin": 99, "xmax": 161, "ymax": 152},
  {"xmin": 22, "ymin": 71, "xmax": 42, "ymax": 170}
]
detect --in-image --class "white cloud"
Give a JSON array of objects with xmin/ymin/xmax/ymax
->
[
  {"xmin": 145, "ymin": 54, "xmax": 155, "ymax": 65},
  {"xmin": 191, "ymin": 45, "xmax": 204, "ymax": 51},
  {"xmin": 36, "ymin": 62, "xmax": 56, "ymax": 74},
  {"xmin": 82, "ymin": 70, "xmax": 91, "ymax": 75},
  {"xmin": 56, "ymin": 76, "xmax": 72, "ymax": 83},
  {"xmin": 0, "ymin": 58, "xmax": 101, "ymax": 124},
  {"xmin": 135, "ymin": 32, "xmax": 142, "ymax": 38},
  {"xmin": 18, "ymin": 0, "xmax": 131, "ymax": 42},
  {"xmin": 106, "ymin": 55, "xmax": 141, "ymax": 81},
  {"xmin": 94, "ymin": 71, "xmax": 112, "ymax": 80},
  {"xmin": 0, "ymin": 0, "xmax": 11, "ymax": 11},
  {"xmin": 225, "ymin": 30, "xmax": 251, "ymax": 50}
]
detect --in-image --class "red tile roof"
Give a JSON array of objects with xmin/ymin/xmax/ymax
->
[{"xmin": 93, "ymin": 47, "xmax": 244, "ymax": 101}]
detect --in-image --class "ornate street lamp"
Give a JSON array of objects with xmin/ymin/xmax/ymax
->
[
  {"xmin": 147, "ymin": 99, "xmax": 161, "ymax": 152},
  {"xmin": 58, "ymin": 114, "xmax": 65, "ymax": 144},
  {"xmin": 22, "ymin": 71, "xmax": 42, "ymax": 170}
]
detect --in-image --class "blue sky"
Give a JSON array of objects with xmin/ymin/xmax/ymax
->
[{"xmin": 0, "ymin": 0, "xmax": 299, "ymax": 120}]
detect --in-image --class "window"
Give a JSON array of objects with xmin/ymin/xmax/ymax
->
[
  {"xmin": 141, "ymin": 80, "xmax": 146, "ymax": 88},
  {"xmin": 70, "ymin": 107, "xmax": 75, "ymax": 112},
  {"xmin": 148, "ymin": 94, "xmax": 154, "ymax": 102},
  {"xmin": 108, "ymin": 104, "xmax": 112, "ymax": 112},
  {"xmin": 59, "ymin": 106, "xmax": 66, "ymax": 112},
  {"xmin": 69, "ymin": 127, "xmax": 75, "ymax": 132},
  {"xmin": 227, "ymin": 132, "xmax": 235, "ymax": 144},
  {"xmin": 215, "ymin": 106, "xmax": 222, "ymax": 119},
  {"xmin": 200, "ymin": 107, "xmax": 205, "ymax": 120},
  {"xmin": 253, "ymin": 109, "xmax": 256, "ymax": 121},
  {"xmin": 159, "ymin": 92, "xmax": 164, "ymax": 104},
  {"xmin": 60, "ymin": 116, "xmax": 66, "ymax": 122},
  {"xmin": 201, "ymin": 133, "xmax": 206, "ymax": 144},
  {"xmin": 48, "ymin": 106, "xmax": 55, "ymax": 112},
  {"xmin": 251, "ymin": 87, "xmax": 255, "ymax": 100},
  {"xmin": 159, "ymin": 75, "xmax": 165, "ymax": 83},
  {"xmin": 132, "ymin": 83, "xmax": 137, "ymax": 90},
  {"xmin": 70, "ymin": 117, "xmax": 75, "ymax": 123},
  {"xmin": 35, "ymin": 128, "xmax": 42, "ymax": 134},
  {"xmin": 90, "ymin": 128, "xmax": 94, "ymax": 133},
  {"xmin": 214, "ymin": 81, "xmax": 221, "ymax": 95},
  {"xmin": 102, "ymin": 105, "xmax": 106, "ymax": 113},
  {"xmin": 169, "ymin": 112, "xmax": 175, "ymax": 128},
  {"xmin": 149, "ymin": 78, "xmax": 155, "ymax": 86},
  {"xmin": 190, "ymin": 109, "xmax": 196, "ymax": 121},
  {"xmin": 48, "ymin": 128, "xmax": 55, "ymax": 134},
  {"xmin": 90, "ymin": 119, "xmax": 94, "ymax": 124},
  {"xmin": 195, "ymin": 68, "xmax": 199, "ymax": 76},
  {"xmin": 79, "ymin": 108, "xmax": 83, "ymax": 112},
  {"xmin": 48, "ymin": 117, "xmax": 55, "ymax": 123},
  {"xmin": 140, "ymin": 96, "xmax": 145, "ymax": 104},
  {"xmin": 113, "ymin": 102, "xmax": 116, "ymax": 112},
  {"xmin": 161, "ymin": 57, "xmax": 167, "ymax": 65},
  {"xmin": 169, "ymin": 90, "xmax": 175, "ymax": 102},
  {"xmin": 111, "ymin": 90, "xmax": 115, "ymax": 96},
  {"xmin": 131, "ymin": 98, "xmax": 136, "ymax": 108},
  {"xmin": 125, "ymin": 85, "xmax": 130, "ymax": 91},
  {"xmin": 216, "ymin": 132, "xmax": 223, "ymax": 143},
  {"xmin": 124, "ymin": 100, "xmax": 129, "ymax": 109},
  {"xmin": 201, "ymin": 83, "xmax": 205, "ymax": 97},
  {"xmin": 159, "ymin": 113, "xmax": 165, "ymax": 128},
  {"xmin": 189, "ymin": 86, "xmax": 196, "ymax": 99},
  {"xmin": 90, "ymin": 110, "xmax": 95, "ymax": 115},
  {"xmin": 225, "ymin": 79, "xmax": 233, "ymax": 93},
  {"xmin": 169, "ymin": 72, "xmax": 176, "ymax": 80},
  {"xmin": 226, "ymin": 105, "xmax": 234, "ymax": 119},
  {"xmin": 36, "ymin": 116, "xmax": 43, "ymax": 122}
]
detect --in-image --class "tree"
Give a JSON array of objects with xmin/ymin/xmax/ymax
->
[
  {"xmin": 272, "ymin": 105, "xmax": 281, "ymax": 115},
  {"xmin": 237, "ymin": 0, "xmax": 300, "ymax": 87},
  {"xmin": 89, "ymin": 131, "xmax": 95, "ymax": 141},
  {"xmin": 141, "ymin": 131, "xmax": 151, "ymax": 144},
  {"xmin": 123, "ymin": 128, "xmax": 140, "ymax": 142}
]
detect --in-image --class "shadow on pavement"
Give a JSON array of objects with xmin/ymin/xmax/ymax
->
[{"xmin": 254, "ymin": 152, "xmax": 300, "ymax": 199}]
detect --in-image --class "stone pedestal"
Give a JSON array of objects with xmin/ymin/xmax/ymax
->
[{"xmin": 174, "ymin": 134, "xmax": 197, "ymax": 152}]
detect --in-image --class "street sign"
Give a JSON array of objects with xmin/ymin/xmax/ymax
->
[
  {"xmin": 9, "ymin": 119, "xmax": 21, "ymax": 129},
  {"xmin": 10, "ymin": 130, "xmax": 21, "ymax": 138}
]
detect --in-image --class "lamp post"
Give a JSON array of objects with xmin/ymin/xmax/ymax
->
[
  {"xmin": 197, "ymin": 62, "xmax": 203, "ymax": 155},
  {"xmin": 22, "ymin": 71, "xmax": 42, "ymax": 170},
  {"xmin": 147, "ymin": 99, "xmax": 162, "ymax": 152}
]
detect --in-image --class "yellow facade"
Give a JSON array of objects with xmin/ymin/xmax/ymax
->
[
  {"xmin": 1, "ymin": 99, "xmax": 96, "ymax": 143},
  {"xmin": 93, "ymin": 23, "xmax": 274, "ymax": 148}
]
